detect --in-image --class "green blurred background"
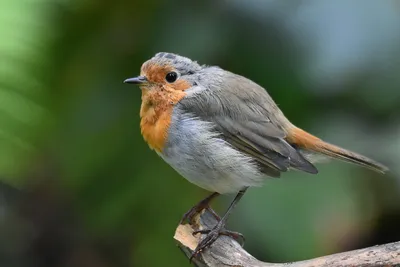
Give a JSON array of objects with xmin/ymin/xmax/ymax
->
[{"xmin": 0, "ymin": 0, "xmax": 399, "ymax": 266}]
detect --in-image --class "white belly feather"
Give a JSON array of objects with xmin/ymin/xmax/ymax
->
[{"xmin": 159, "ymin": 112, "xmax": 265, "ymax": 194}]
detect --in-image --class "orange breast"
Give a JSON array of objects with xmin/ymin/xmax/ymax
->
[{"xmin": 140, "ymin": 87, "xmax": 186, "ymax": 152}]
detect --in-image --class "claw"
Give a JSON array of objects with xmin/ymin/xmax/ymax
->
[
  {"xmin": 180, "ymin": 193, "xmax": 219, "ymax": 225},
  {"xmin": 189, "ymin": 188, "xmax": 248, "ymax": 261},
  {"xmin": 190, "ymin": 228, "xmax": 220, "ymax": 262},
  {"xmin": 179, "ymin": 207, "xmax": 200, "ymax": 225},
  {"xmin": 220, "ymin": 230, "xmax": 245, "ymax": 246},
  {"xmin": 190, "ymin": 221, "xmax": 245, "ymax": 262},
  {"xmin": 193, "ymin": 228, "xmax": 245, "ymax": 246},
  {"xmin": 192, "ymin": 229, "xmax": 210, "ymax": 236},
  {"xmin": 189, "ymin": 249, "xmax": 201, "ymax": 263}
]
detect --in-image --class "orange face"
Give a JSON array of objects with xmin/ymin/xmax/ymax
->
[
  {"xmin": 138, "ymin": 62, "xmax": 192, "ymax": 152},
  {"xmin": 140, "ymin": 62, "xmax": 192, "ymax": 91}
]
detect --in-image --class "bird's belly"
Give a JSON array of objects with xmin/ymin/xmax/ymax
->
[{"xmin": 160, "ymin": 113, "xmax": 265, "ymax": 194}]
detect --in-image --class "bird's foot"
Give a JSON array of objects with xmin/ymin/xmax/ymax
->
[
  {"xmin": 179, "ymin": 193, "xmax": 220, "ymax": 225},
  {"xmin": 190, "ymin": 221, "xmax": 245, "ymax": 261},
  {"xmin": 180, "ymin": 205, "xmax": 220, "ymax": 225}
]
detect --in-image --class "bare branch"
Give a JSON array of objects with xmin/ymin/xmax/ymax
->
[{"xmin": 174, "ymin": 209, "xmax": 400, "ymax": 267}]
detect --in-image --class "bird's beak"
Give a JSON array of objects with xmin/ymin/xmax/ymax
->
[{"xmin": 123, "ymin": 76, "xmax": 147, "ymax": 84}]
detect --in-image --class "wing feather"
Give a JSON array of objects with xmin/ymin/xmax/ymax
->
[{"xmin": 177, "ymin": 69, "xmax": 318, "ymax": 176}]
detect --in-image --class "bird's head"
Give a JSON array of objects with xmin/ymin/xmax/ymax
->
[{"xmin": 124, "ymin": 52, "xmax": 202, "ymax": 92}]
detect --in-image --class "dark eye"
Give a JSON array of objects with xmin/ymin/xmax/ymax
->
[{"xmin": 165, "ymin": 72, "xmax": 178, "ymax": 83}]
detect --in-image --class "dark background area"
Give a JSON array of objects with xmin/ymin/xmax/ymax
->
[{"xmin": 0, "ymin": 1, "xmax": 399, "ymax": 266}]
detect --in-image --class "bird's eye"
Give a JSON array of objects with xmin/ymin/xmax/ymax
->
[{"xmin": 165, "ymin": 72, "xmax": 178, "ymax": 83}]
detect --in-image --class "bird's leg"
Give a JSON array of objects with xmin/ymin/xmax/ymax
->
[
  {"xmin": 180, "ymin": 192, "xmax": 220, "ymax": 225},
  {"xmin": 190, "ymin": 187, "xmax": 248, "ymax": 261}
]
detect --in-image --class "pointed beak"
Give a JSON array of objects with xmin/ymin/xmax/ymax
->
[{"xmin": 123, "ymin": 76, "xmax": 147, "ymax": 84}]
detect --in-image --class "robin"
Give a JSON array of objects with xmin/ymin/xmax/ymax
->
[{"xmin": 124, "ymin": 52, "xmax": 388, "ymax": 259}]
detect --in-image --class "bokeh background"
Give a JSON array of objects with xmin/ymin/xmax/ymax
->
[{"xmin": 0, "ymin": 0, "xmax": 400, "ymax": 266}]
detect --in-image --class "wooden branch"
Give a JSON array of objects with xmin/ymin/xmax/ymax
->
[{"xmin": 174, "ymin": 209, "xmax": 400, "ymax": 267}]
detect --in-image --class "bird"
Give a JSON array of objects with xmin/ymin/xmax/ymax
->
[{"xmin": 124, "ymin": 52, "xmax": 388, "ymax": 259}]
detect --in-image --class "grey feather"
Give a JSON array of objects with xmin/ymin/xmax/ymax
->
[{"xmin": 177, "ymin": 68, "xmax": 318, "ymax": 175}]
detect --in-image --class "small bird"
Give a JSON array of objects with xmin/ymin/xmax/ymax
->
[{"xmin": 124, "ymin": 52, "xmax": 388, "ymax": 258}]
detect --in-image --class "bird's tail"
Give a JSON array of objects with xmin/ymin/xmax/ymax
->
[{"xmin": 287, "ymin": 127, "xmax": 388, "ymax": 174}]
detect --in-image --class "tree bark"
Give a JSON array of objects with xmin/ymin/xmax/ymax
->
[{"xmin": 174, "ymin": 209, "xmax": 400, "ymax": 267}]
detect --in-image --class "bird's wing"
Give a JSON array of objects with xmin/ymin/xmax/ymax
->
[{"xmin": 177, "ymin": 70, "xmax": 318, "ymax": 177}]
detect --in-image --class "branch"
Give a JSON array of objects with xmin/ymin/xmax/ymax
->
[{"xmin": 174, "ymin": 209, "xmax": 400, "ymax": 267}]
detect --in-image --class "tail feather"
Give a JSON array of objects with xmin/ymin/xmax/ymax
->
[
  {"xmin": 315, "ymin": 141, "xmax": 388, "ymax": 173},
  {"xmin": 287, "ymin": 127, "xmax": 388, "ymax": 174}
]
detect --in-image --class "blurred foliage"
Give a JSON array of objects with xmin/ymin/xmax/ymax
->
[{"xmin": 0, "ymin": 0, "xmax": 400, "ymax": 266}]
